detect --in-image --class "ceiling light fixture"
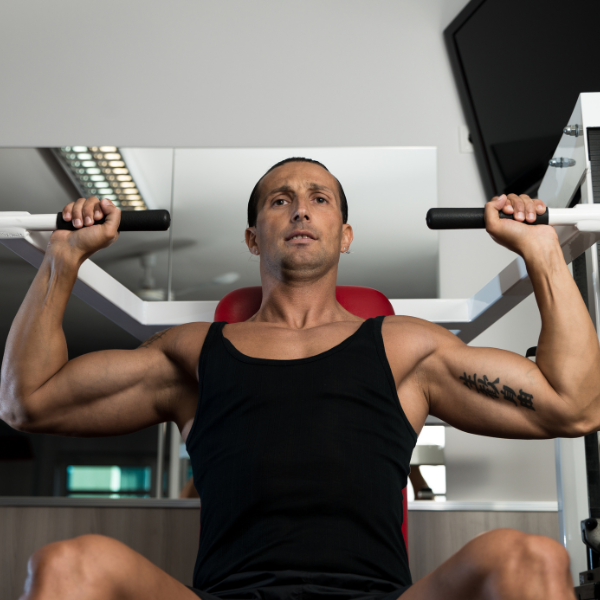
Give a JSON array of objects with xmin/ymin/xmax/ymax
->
[{"xmin": 53, "ymin": 146, "xmax": 149, "ymax": 211}]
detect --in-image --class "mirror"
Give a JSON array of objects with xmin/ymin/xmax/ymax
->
[{"xmin": 0, "ymin": 146, "xmax": 438, "ymax": 499}]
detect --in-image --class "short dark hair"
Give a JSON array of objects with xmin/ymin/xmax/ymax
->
[{"xmin": 247, "ymin": 157, "xmax": 348, "ymax": 227}]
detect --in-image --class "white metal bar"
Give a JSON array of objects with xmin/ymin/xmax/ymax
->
[
  {"xmin": 6, "ymin": 205, "xmax": 600, "ymax": 234},
  {"xmin": 2, "ymin": 218, "xmax": 600, "ymax": 343},
  {"xmin": 549, "ymin": 204, "xmax": 600, "ymax": 225},
  {"xmin": 0, "ymin": 212, "xmax": 56, "ymax": 232}
]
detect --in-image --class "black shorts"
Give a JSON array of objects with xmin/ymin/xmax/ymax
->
[{"xmin": 187, "ymin": 571, "xmax": 410, "ymax": 600}]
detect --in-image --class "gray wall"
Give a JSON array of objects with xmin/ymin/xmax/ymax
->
[{"xmin": 0, "ymin": 0, "xmax": 555, "ymax": 501}]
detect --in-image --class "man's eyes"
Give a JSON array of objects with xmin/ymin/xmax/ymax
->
[{"xmin": 272, "ymin": 196, "xmax": 328, "ymax": 205}]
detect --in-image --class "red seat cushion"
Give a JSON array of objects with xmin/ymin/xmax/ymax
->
[
  {"xmin": 213, "ymin": 285, "xmax": 408, "ymax": 554},
  {"xmin": 215, "ymin": 285, "xmax": 395, "ymax": 322}
]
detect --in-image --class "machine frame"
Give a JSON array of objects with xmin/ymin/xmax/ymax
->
[{"xmin": 3, "ymin": 93, "xmax": 600, "ymax": 581}]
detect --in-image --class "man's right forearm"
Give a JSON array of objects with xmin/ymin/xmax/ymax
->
[{"xmin": 0, "ymin": 246, "xmax": 83, "ymax": 427}]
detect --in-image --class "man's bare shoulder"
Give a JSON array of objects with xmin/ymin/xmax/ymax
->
[
  {"xmin": 137, "ymin": 321, "xmax": 213, "ymax": 382},
  {"xmin": 382, "ymin": 314, "xmax": 458, "ymax": 337},
  {"xmin": 381, "ymin": 315, "xmax": 462, "ymax": 365},
  {"xmin": 138, "ymin": 321, "xmax": 211, "ymax": 348}
]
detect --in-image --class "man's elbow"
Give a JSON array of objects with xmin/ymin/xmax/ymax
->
[
  {"xmin": 0, "ymin": 393, "xmax": 37, "ymax": 432},
  {"xmin": 555, "ymin": 411, "xmax": 599, "ymax": 439}
]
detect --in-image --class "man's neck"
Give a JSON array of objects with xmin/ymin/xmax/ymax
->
[{"xmin": 251, "ymin": 270, "xmax": 357, "ymax": 330}]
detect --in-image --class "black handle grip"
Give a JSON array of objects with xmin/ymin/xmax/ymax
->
[
  {"xmin": 426, "ymin": 208, "xmax": 549, "ymax": 230},
  {"xmin": 56, "ymin": 209, "xmax": 171, "ymax": 232}
]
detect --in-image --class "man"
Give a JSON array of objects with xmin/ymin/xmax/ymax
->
[{"xmin": 0, "ymin": 157, "xmax": 595, "ymax": 600}]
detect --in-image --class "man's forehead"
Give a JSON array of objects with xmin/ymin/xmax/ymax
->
[{"xmin": 261, "ymin": 162, "xmax": 338, "ymax": 195}]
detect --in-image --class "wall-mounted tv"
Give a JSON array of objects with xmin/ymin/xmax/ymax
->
[{"xmin": 445, "ymin": 0, "xmax": 600, "ymax": 201}]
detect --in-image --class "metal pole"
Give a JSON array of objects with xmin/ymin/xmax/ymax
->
[
  {"xmin": 168, "ymin": 422, "xmax": 182, "ymax": 498},
  {"xmin": 156, "ymin": 422, "xmax": 167, "ymax": 498}
]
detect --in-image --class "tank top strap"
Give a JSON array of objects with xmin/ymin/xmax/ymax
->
[
  {"xmin": 365, "ymin": 315, "xmax": 387, "ymax": 347},
  {"xmin": 368, "ymin": 314, "xmax": 392, "ymax": 372},
  {"xmin": 197, "ymin": 321, "xmax": 227, "ymax": 379}
]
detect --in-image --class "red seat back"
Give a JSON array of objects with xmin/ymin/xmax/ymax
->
[
  {"xmin": 215, "ymin": 285, "xmax": 395, "ymax": 323},
  {"xmin": 213, "ymin": 285, "xmax": 409, "ymax": 552}
]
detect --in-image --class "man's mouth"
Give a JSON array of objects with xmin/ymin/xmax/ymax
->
[{"xmin": 285, "ymin": 231, "xmax": 317, "ymax": 241}]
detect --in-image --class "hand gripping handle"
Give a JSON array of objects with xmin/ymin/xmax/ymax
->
[
  {"xmin": 56, "ymin": 209, "xmax": 171, "ymax": 232},
  {"xmin": 426, "ymin": 208, "xmax": 549, "ymax": 230}
]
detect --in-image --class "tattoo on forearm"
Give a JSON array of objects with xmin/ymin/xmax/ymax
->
[
  {"xmin": 458, "ymin": 372, "xmax": 535, "ymax": 411},
  {"xmin": 138, "ymin": 329, "xmax": 170, "ymax": 349}
]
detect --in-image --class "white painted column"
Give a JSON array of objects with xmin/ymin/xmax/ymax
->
[{"xmin": 555, "ymin": 437, "xmax": 588, "ymax": 582}]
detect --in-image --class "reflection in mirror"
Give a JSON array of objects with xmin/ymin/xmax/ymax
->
[
  {"xmin": 168, "ymin": 147, "xmax": 438, "ymax": 301},
  {"xmin": 408, "ymin": 425, "xmax": 446, "ymax": 502},
  {"xmin": 0, "ymin": 146, "xmax": 438, "ymax": 499}
]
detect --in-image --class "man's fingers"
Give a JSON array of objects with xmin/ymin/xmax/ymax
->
[
  {"xmin": 62, "ymin": 197, "xmax": 120, "ymax": 235},
  {"xmin": 502, "ymin": 199, "xmax": 515, "ymax": 213},
  {"xmin": 62, "ymin": 202, "xmax": 75, "ymax": 222},
  {"xmin": 100, "ymin": 198, "xmax": 121, "ymax": 234},
  {"xmin": 489, "ymin": 194, "xmax": 509, "ymax": 210},
  {"xmin": 534, "ymin": 199, "xmax": 547, "ymax": 214},
  {"xmin": 71, "ymin": 197, "xmax": 86, "ymax": 228},
  {"xmin": 508, "ymin": 193, "xmax": 525, "ymax": 221},
  {"xmin": 93, "ymin": 197, "xmax": 104, "ymax": 221},
  {"xmin": 497, "ymin": 194, "xmax": 516, "ymax": 214},
  {"xmin": 522, "ymin": 195, "xmax": 537, "ymax": 223},
  {"xmin": 82, "ymin": 196, "xmax": 100, "ymax": 226},
  {"xmin": 485, "ymin": 194, "xmax": 509, "ymax": 229}
]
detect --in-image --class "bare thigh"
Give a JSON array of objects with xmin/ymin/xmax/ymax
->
[
  {"xmin": 21, "ymin": 534, "xmax": 200, "ymax": 600},
  {"xmin": 400, "ymin": 528, "xmax": 575, "ymax": 600}
]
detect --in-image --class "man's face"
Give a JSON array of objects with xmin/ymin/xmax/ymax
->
[{"xmin": 245, "ymin": 162, "xmax": 353, "ymax": 282}]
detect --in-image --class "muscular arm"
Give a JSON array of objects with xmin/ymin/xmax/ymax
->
[
  {"xmin": 0, "ymin": 197, "xmax": 205, "ymax": 436},
  {"xmin": 389, "ymin": 195, "xmax": 600, "ymax": 439}
]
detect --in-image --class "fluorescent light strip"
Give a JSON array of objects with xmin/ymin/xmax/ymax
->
[{"xmin": 55, "ymin": 146, "xmax": 149, "ymax": 211}]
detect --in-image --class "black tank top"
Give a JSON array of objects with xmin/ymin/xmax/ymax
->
[{"xmin": 186, "ymin": 316, "xmax": 417, "ymax": 593}]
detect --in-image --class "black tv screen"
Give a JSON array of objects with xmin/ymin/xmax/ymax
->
[{"xmin": 445, "ymin": 0, "xmax": 600, "ymax": 200}]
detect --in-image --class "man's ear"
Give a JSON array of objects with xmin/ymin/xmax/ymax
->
[
  {"xmin": 341, "ymin": 223, "xmax": 353, "ymax": 253},
  {"xmin": 245, "ymin": 227, "xmax": 259, "ymax": 255}
]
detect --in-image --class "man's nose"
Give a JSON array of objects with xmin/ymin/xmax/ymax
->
[{"xmin": 292, "ymin": 200, "xmax": 311, "ymax": 221}]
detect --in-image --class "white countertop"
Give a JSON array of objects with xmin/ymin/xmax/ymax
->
[
  {"xmin": 0, "ymin": 497, "xmax": 558, "ymax": 512},
  {"xmin": 408, "ymin": 500, "xmax": 558, "ymax": 512}
]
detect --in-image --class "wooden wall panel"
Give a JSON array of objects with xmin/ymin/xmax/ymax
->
[
  {"xmin": 407, "ymin": 511, "xmax": 560, "ymax": 582},
  {"xmin": 0, "ymin": 506, "xmax": 200, "ymax": 598}
]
